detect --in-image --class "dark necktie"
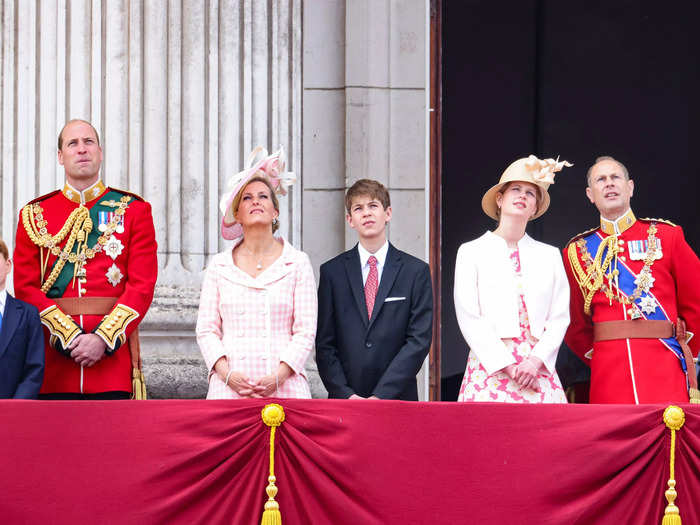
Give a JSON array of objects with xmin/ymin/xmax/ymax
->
[{"xmin": 365, "ymin": 256, "xmax": 378, "ymax": 319}]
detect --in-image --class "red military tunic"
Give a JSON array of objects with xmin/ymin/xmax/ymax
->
[
  {"xmin": 13, "ymin": 180, "xmax": 158, "ymax": 395},
  {"xmin": 563, "ymin": 209, "xmax": 700, "ymax": 403}
]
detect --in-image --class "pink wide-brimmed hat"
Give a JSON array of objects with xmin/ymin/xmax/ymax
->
[
  {"xmin": 481, "ymin": 154, "xmax": 573, "ymax": 220},
  {"xmin": 219, "ymin": 146, "xmax": 296, "ymax": 240}
]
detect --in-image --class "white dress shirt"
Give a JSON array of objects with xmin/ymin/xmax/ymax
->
[
  {"xmin": 358, "ymin": 241, "xmax": 389, "ymax": 285},
  {"xmin": 0, "ymin": 288, "xmax": 6, "ymax": 316}
]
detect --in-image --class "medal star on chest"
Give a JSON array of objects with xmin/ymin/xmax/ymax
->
[
  {"xmin": 104, "ymin": 236, "xmax": 124, "ymax": 260},
  {"xmin": 633, "ymin": 270, "xmax": 655, "ymax": 293},
  {"xmin": 105, "ymin": 263, "xmax": 124, "ymax": 287},
  {"xmin": 638, "ymin": 295, "xmax": 658, "ymax": 314}
]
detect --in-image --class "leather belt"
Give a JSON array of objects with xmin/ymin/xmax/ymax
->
[
  {"xmin": 53, "ymin": 297, "xmax": 143, "ymax": 384},
  {"xmin": 593, "ymin": 319, "xmax": 698, "ymax": 397},
  {"xmin": 593, "ymin": 320, "xmax": 674, "ymax": 341},
  {"xmin": 54, "ymin": 297, "xmax": 117, "ymax": 316}
]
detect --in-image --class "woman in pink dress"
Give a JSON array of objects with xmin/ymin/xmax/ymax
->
[
  {"xmin": 196, "ymin": 147, "xmax": 316, "ymax": 399},
  {"xmin": 454, "ymin": 155, "xmax": 572, "ymax": 403}
]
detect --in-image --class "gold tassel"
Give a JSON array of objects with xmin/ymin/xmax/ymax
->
[
  {"xmin": 689, "ymin": 388, "xmax": 700, "ymax": 405},
  {"xmin": 260, "ymin": 403, "xmax": 285, "ymax": 525},
  {"xmin": 662, "ymin": 406, "xmax": 685, "ymax": 525},
  {"xmin": 141, "ymin": 370, "xmax": 148, "ymax": 399},
  {"xmin": 131, "ymin": 368, "xmax": 147, "ymax": 400}
]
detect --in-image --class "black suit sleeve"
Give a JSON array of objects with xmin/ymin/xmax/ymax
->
[
  {"xmin": 14, "ymin": 305, "xmax": 44, "ymax": 399},
  {"xmin": 315, "ymin": 264, "xmax": 355, "ymax": 398},
  {"xmin": 372, "ymin": 263, "xmax": 433, "ymax": 399}
]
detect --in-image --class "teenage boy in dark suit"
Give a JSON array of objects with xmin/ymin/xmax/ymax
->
[{"xmin": 316, "ymin": 179, "xmax": 433, "ymax": 400}]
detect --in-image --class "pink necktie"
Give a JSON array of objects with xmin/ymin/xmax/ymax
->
[{"xmin": 365, "ymin": 256, "xmax": 378, "ymax": 319}]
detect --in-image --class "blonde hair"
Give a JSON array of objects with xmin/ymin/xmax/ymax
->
[
  {"xmin": 495, "ymin": 181, "xmax": 544, "ymax": 220},
  {"xmin": 231, "ymin": 175, "xmax": 281, "ymax": 233}
]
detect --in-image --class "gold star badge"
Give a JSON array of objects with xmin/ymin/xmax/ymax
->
[{"xmin": 105, "ymin": 263, "xmax": 124, "ymax": 287}]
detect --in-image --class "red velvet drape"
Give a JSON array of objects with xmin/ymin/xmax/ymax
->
[{"xmin": 0, "ymin": 400, "xmax": 698, "ymax": 524}]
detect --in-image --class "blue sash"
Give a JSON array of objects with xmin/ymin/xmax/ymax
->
[{"xmin": 583, "ymin": 232, "xmax": 686, "ymax": 371}]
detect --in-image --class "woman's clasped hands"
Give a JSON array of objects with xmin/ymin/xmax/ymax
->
[
  {"xmin": 504, "ymin": 356, "xmax": 544, "ymax": 392},
  {"xmin": 217, "ymin": 359, "xmax": 294, "ymax": 398}
]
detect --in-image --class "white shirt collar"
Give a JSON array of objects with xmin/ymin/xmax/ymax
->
[
  {"xmin": 358, "ymin": 240, "xmax": 389, "ymax": 269},
  {"xmin": 0, "ymin": 289, "xmax": 7, "ymax": 315}
]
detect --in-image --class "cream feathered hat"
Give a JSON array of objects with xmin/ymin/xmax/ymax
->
[
  {"xmin": 481, "ymin": 154, "xmax": 573, "ymax": 220},
  {"xmin": 219, "ymin": 146, "xmax": 296, "ymax": 240}
]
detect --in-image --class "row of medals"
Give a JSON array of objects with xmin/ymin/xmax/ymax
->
[
  {"xmin": 618, "ymin": 237, "xmax": 662, "ymax": 319},
  {"xmin": 76, "ymin": 214, "xmax": 125, "ymax": 288}
]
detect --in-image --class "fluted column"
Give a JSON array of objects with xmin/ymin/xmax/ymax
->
[{"xmin": 0, "ymin": 0, "xmax": 302, "ymax": 397}]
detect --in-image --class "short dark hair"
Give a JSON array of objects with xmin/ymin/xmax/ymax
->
[
  {"xmin": 58, "ymin": 119, "xmax": 101, "ymax": 150},
  {"xmin": 0, "ymin": 239, "xmax": 8, "ymax": 260},
  {"xmin": 231, "ymin": 175, "xmax": 281, "ymax": 233},
  {"xmin": 586, "ymin": 156, "xmax": 629, "ymax": 185},
  {"xmin": 345, "ymin": 179, "xmax": 391, "ymax": 214}
]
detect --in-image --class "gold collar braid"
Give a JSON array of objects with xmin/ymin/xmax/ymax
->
[{"xmin": 600, "ymin": 209, "xmax": 636, "ymax": 235}]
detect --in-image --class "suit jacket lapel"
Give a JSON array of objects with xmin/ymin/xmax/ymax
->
[
  {"xmin": 343, "ymin": 246, "xmax": 369, "ymax": 326},
  {"xmin": 368, "ymin": 243, "xmax": 402, "ymax": 330},
  {"xmin": 0, "ymin": 295, "xmax": 19, "ymax": 359}
]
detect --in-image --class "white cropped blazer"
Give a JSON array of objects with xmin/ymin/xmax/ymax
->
[{"xmin": 453, "ymin": 231, "xmax": 570, "ymax": 376}]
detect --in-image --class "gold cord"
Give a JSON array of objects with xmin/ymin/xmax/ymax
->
[
  {"xmin": 260, "ymin": 404, "xmax": 285, "ymax": 525},
  {"xmin": 662, "ymin": 406, "xmax": 685, "ymax": 525},
  {"xmin": 21, "ymin": 196, "xmax": 131, "ymax": 293},
  {"xmin": 568, "ymin": 223, "xmax": 659, "ymax": 315}
]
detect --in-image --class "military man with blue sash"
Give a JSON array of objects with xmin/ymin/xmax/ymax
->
[
  {"xmin": 563, "ymin": 156, "xmax": 700, "ymax": 404},
  {"xmin": 13, "ymin": 120, "xmax": 158, "ymax": 399}
]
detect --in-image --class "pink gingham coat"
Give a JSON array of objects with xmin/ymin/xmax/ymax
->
[{"xmin": 196, "ymin": 237, "xmax": 317, "ymax": 399}]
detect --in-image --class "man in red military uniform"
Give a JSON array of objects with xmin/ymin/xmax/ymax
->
[
  {"xmin": 563, "ymin": 156, "xmax": 700, "ymax": 404},
  {"xmin": 13, "ymin": 119, "xmax": 157, "ymax": 399}
]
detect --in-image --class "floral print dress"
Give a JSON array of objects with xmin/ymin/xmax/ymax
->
[{"xmin": 458, "ymin": 249, "xmax": 567, "ymax": 403}]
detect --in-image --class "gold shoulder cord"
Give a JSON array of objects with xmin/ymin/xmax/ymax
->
[
  {"xmin": 567, "ymin": 223, "xmax": 660, "ymax": 316},
  {"xmin": 22, "ymin": 204, "xmax": 92, "ymax": 292},
  {"xmin": 567, "ymin": 236, "xmax": 619, "ymax": 316},
  {"xmin": 21, "ymin": 195, "xmax": 131, "ymax": 294}
]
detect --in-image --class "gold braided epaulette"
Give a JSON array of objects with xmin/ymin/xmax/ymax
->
[
  {"xmin": 641, "ymin": 217, "xmax": 677, "ymax": 227},
  {"xmin": 109, "ymin": 187, "xmax": 145, "ymax": 202},
  {"xmin": 565, "ymin": 226, "xmax": 598, "ymax": 248}
]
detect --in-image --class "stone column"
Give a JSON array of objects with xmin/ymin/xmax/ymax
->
[
  {"xmin": 303, "ymin": 0, "xmax": 429, "ymax": 398},
  {"xmin": 0, "ymin": 0, "xmax": 302, "ymax": 398}
]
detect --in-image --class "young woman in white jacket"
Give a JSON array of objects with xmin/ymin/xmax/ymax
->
[{"xmin": 454, "ymin": 155, "xmax": 572, "ymax": 403}]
